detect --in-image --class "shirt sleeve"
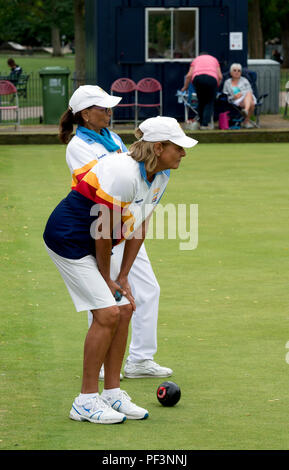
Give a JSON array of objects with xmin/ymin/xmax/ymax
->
[
  {"xmin": 74, "ymin": 154, "xmax": 138, "ymax": 245},
  {"xmin": 75, "ymin": 154, "xmax": 137, "ymax": 211},
  {"xmin": 66, "ymin": 137, "xmax": 98, "ymax": 187},
  {"xmin": 96, "ymin": 154, "xmax": 137, "ymax": 204},
  {"xmin": 66, "ymin": 137, "xmax": 96, "ymax": 173}
]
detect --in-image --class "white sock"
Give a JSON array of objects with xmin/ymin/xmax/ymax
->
[
  {"xmin": 78, "ymin": 392, "xmax": 98, "ymax": 403},
  {"xmin": 102, "ymin": 388, "xmax": 120, "ymax": 398}
]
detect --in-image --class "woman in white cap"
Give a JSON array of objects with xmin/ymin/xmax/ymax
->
[
  {"xmin": 60, "ymin": 85, "xmax": 175, "ymax": 381},
  {"xmin": 59, "ymin": 85, "xmax": 127, "ymax": 166},
  {"xmin": 43, "ymin": 116, "xmax": 198, "ymax": 424}
]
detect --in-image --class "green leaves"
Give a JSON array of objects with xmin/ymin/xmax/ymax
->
[{"xmin": 0, "ymin": 0, "xmax": 74, "ymax": 46}]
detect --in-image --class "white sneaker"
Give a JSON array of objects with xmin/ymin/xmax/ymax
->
[
  {"xmin": 69, "ymin": 393, "xmax": 126, "ymax": 424},
  {"xmin": 185, "ymin": 120, "xmax": 199, "ymax": 130},
  {"xmin": 102, "ymin": 389, "xmax": 149, "ymax": 420},
  {"xmin": 99, "ymin": 364, "xmax": 123, "ymax": 381},
  {"xmin": 242, "ymin": 121, "xmax": 254, "ymax": 129},
  {"xmin": 124, "ymin": 359, "xmax": 173, "ymax": 378}
]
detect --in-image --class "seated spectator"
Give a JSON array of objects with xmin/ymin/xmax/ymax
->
[
  {"xmin": 271, "ymin": 49, "xmax": 283, "ymax": 64},
  {"xmin": 181, "ymin": 52, "xmax": 223, "ymax": 130},
  {"xmin": 7, "ymin": 58, "xmax": 22, "ymax": 84},
  {"xmin": 222, "ymin": 63, "xmax": 256, "ymax": 129}
]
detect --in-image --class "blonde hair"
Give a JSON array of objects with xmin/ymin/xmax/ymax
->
[{"xmin": 128, "ymin": 128, "xmax": 170, "ymax": 173}]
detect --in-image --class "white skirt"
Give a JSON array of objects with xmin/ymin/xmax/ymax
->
[
  {"xmin": 233, "ymin": 91, "xmax": 257, "ymax": 107},
  {"xmin": 44, "ymin": 243, "xmax": 130, "ymax": 312}
]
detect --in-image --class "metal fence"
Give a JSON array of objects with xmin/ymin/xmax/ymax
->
[
  {"xmin": 0, "ymin": 72, "xmax": 42, "ymax": 125},
  {"xmin": 0, "ymin": 70, "xmax": 289, "ymax": 126},
  {"xmin": 0, "ymin": 71, "xmax": 75, "ymax": 126}
]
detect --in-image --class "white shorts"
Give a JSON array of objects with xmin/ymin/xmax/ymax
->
[{"xmin": 45, "ymin": 244, "xmax": 130, "ymax": 312}]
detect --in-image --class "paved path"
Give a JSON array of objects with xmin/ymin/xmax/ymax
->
[
  {"xmin": 0, "ymin": 114, "xmax": 289, "ymax": 133},
  {"xmin": 258, "ymin": 113, "xmax": 289, "ymax": 128}
]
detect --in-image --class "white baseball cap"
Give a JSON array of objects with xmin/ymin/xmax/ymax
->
[
  {"xmin": 139, "ymin": 116, "xmax": 198, "ymax": 148},
  {"xmin": 69, "ymin": 85, "xmax": 122, "ymax": 114}
]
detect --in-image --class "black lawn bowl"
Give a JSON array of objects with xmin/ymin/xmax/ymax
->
[{"xmin": 156, "ymin": 381, "xmax": 181, "ymax": 407}]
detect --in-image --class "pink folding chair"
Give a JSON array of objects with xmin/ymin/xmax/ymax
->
[
  {"xmin": 136, "ymin": 78, "xmax": 162, "ymax": 125},
  {"xmin": 0, "ymin": 80, "xmax": 20, "ymax": 130},
  {"xmin": 110, "ymin": 78, "xmax": 137, "ymax": 128}
]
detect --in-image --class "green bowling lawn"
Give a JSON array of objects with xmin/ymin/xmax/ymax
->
[{"xmin": 1, "ymin": 142, "xmax": 289, "ymax": 450}]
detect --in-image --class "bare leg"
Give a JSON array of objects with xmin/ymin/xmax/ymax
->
[
  {"xmin": 247, "ymin": 101, "xmax": 255, "ymax": 121},
  {"xmin": 81, "ymin": 305, "xmax": 120, "ymax": 393},
  {"xmin": 104, "ymin": 304, "xmax": 133, "ymax": 389},
  {"xmin": 241, "ymin": 92, "xmax": 255, "ymax": 123}
]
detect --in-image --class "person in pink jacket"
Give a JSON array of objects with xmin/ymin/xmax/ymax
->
[{"xmin": 182, "ymin": 53, "xmax": 223, "ymax": 129}]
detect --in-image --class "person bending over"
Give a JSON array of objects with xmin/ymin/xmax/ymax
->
[{"xmin": 43, "ymin": 116, "xmax": 198, "ymax": 424}]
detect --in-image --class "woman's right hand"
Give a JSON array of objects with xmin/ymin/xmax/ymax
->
[{"xmin": 107, "ymin": 278, "xmax": 135, "ymax": 310}]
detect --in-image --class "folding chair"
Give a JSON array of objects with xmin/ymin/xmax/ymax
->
[
  {"xmin": 0, "ymin": 80, "xmax": 20, "ymax": 130},
  {"xmin": 136, "ymin": 78, "xmax": 162, "ymax": 125},
  {"xmin": 176, "ymin": 82, "xmax": 199, "ymax": 128},
  {"xmin": 216, "ymin": 69, "xmax": 268, "ymax": 128},
  {"xmin": 110, "ymin": 78, "xmax": 137, "ymax": 128},
  {"xmin": 244, "ymin": 69, "xmax": 268, "ymax": 127}
]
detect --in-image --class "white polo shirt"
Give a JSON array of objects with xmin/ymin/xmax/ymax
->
[
  {"xmin": 43, "ymin": 152, "xmax": 170, "ymax": 259},
  {"xmin": 75, "ymin": 152, "xmax": 170, "ymax": 243},
  {"xmin": 66, "ymin": 128, "xmax": 127, "ymax": 187}
]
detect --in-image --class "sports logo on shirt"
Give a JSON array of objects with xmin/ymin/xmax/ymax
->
[{"xmin": 152, "ymin": 188, "xmax": 160, "ymax": 203}]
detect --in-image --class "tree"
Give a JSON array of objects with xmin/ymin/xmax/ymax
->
[
  {"xmin": 260, "ymin": 0, "xmax": 289, "ymax": 67},
  {"xmin": 248, "ymin": 0, "xmax": 264, "ymax": 58},
  {"xmin": 0, "ymin": 0, "xmax": 74, "ymax": 54},
  {"xmin": 280, "ymin": 13, "xmax": 289, "ymax": 67},
  {"xmin": 74, "ymin": 0, "xmax": 86, "ymax": 85},
  {"xmin": 248, "ymin": 0, "xmax": 289, "ymax": 66},
  {"xmin": 35, "ymin": 0, "xmax": 74, "ymax": 56}
]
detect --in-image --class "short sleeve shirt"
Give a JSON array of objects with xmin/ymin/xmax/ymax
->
[
  {"xmin": 191, "ymin": 55, "xmax": 220, "ymax": 83},
  {"xmin": 43, "ymin": 153, "xmax": 170, "ymax": 259},
  {"xmin": 66, "ymin": 128, "xmax": 128, "ymax": 187}
]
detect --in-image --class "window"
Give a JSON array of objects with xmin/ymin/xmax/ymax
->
[{"xmin": 146, "ymin": 8, "xmax": 199, "ymax": 62}]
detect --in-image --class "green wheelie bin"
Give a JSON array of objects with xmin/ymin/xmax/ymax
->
[{"xmin": 39, "ymin": 66, "xmax": 70, "ymax": 124}]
